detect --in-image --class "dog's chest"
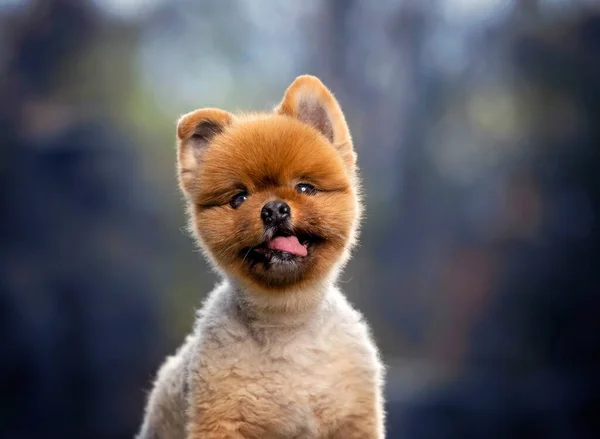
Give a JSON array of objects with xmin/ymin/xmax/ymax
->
[
  {"xmin": 198, "ymin": 317, "xmax": 361, "ymax": 438},
  {"xmin": 259, "ymin": 324, "xmax": 359, "ymax": 435}
]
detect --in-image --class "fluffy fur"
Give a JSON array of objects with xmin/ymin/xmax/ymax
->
[{"xmin": 137, "ymin": 75, "xmax": 385, "ymax": 438}]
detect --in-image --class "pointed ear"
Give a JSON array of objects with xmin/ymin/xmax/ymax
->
[
  {"xmin": 176, "ymin": 108, "xmax": 234, "ymax": 198},
  {"xmin": 276, "ymin": 75, "xmax": 356, "ymax": 172}
]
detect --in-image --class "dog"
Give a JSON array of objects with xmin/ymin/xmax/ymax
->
[{"xmin": 137, "ymin": 75, "xmax": 385, "ymax": 438}]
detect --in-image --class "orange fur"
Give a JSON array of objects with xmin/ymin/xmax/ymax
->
[
  {"xmin": 275, "ymin": 75, "xmax": 357, "ymax": 174},
  {"xmin": 137, "ymin": 75, "xmax": 384, "ymax": 439}
]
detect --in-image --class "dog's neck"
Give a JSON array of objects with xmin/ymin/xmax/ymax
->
[{"xmin": 227, "ymin": 277, "xmax": 333, "ymax": 329}]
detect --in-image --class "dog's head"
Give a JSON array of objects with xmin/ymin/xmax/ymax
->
[{"xmin": 177, "ymin": 75, "xmax": 361, "ymax": 294}]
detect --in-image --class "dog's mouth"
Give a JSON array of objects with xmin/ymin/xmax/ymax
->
[{"xmin": 242, "ymin": 232, "xmax": 321, "ymax": 265}]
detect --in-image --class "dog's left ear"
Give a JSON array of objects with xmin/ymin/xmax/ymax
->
[
  {"xmin": 176, "ymin": 108, "xmax": 234, "ymax": 198},
  {"xmin": 276, "ymin": 75, "xmax": 356, "ymax": 172}
]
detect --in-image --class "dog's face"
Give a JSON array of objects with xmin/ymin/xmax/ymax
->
[{"xmin": 176, "ymin": 76, "xmax": 361, "ymax": 293}]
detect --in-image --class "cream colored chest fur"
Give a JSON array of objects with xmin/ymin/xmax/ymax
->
[{"xmin": 187, "ymin": 284, "xmax": 383, "ymax": 439}]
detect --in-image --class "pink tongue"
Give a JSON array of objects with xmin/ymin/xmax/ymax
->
[{"xmin": 267, "ymin": 236, "xmax": 308, "ymax": 257}]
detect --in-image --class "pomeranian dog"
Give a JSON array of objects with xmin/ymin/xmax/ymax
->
[{"xmin": 137, "ymin": 75, "xmax": 385, "ymax": 438}]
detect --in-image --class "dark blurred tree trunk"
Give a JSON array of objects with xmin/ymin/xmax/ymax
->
[{"xmin": 317, "ymin": 0, "xmax": 354, "ymax": 84}]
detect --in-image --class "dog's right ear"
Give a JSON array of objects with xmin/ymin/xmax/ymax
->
[
  {"xmin": 275, "ymin": 75, "xmax": 356, "ymax": 174},
  {"xmin": 176, "ymin": 108, "xmax": 234, "ymax": 198}
]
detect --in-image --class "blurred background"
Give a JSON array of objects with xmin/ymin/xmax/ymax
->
[{"xmin": 1, "ymin": 0, "xmax": 599, "ymax": 438}]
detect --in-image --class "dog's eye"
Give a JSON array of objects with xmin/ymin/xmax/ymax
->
[
  {"xmin": 296, "ymin": 183, "xmax": 317, "ymax": 196},
  {"xmin": 230, "ymin": 191, "xmax": 248, "ymax": 209}
]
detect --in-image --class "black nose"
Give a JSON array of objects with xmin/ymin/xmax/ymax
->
[{"xmin": 261, "ymin": 201, "xmax": 291, "ymax": 226}]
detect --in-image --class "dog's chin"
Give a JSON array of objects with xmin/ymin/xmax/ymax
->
[{"xmin": 237, "ymin": 233, "xmax": 323, "ymax": 289}]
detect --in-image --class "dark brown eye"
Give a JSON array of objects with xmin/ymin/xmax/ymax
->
[
  {"xmin": 296, "ymin": 183, "xmax": 317, "ymax": 196},
  {"xmin": 230, "ymin": 191, "xmax": 248, "ymax": 209}
]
